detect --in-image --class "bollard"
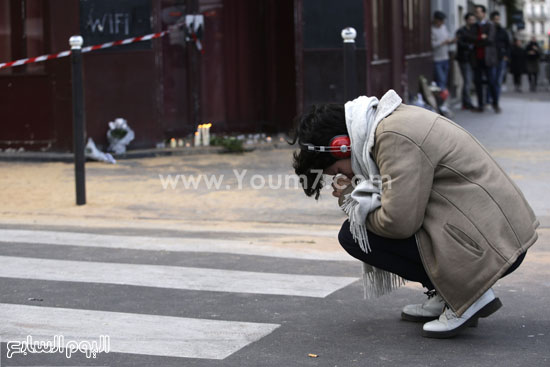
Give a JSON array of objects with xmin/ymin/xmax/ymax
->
[
  {"xmin": 70, "ymin": 35, "xmax": 86, "ymax": 205},
  {"xmin": 342, "ymin": 27, "xmax": 358, "ymax": 102}
]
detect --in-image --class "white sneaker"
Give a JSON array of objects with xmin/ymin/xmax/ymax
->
[
  {"xmin": 401, "ymin": 290, "xmax": 445, "ymax": 322},
  {"xmin": 422, "ymin": 288, "xmax": 502, "ymax": 338}
]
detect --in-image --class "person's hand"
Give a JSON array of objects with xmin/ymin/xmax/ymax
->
[
  {"xmin": 481, "ymin": 34, "xmax": 487, "ymax": 39},
  {"xmin": 331, "ymin": 175, "xmax": 351, "ymax": 198}
]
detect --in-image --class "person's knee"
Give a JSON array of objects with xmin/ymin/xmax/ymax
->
[
  {"xmin": 338, "ymin": 220, "xmax": 352, "ymax": 249},
  {"xmin": 338, "ymin": 220, "xmax": 364, "ymax": 254},
  {"xmin": 338, "ymin": 220, "xmax": 371, "ymax": 261}
]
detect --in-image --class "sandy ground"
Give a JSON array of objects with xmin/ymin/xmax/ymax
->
[
  {"xmin": 0, "ymin": 148, "xmax": 349, "ymax": 253},
  {"xmin": 0, "ymin": 149, "xmax": 337, "ymax": 222}
]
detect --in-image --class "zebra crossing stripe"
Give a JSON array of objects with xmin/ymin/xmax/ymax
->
[
  {"xmin": 0, "ymin": 256, "xmax": 358, "ymax": 298},
  {"xmin": 0, "ymin": 229, "xmax": 351, "ymax": 261},
  {"xmin": 0, "ymin": 303, "xmax": 280, "ymax": 360}
]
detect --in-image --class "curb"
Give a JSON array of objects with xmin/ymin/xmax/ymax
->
[{"xmin": 0, "ymin": 143, "xmax": 296, "ymax": 163}]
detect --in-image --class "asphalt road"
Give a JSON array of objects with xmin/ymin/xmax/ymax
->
[{"xmin": 0, "ymin": 222, "xmax": 548, "ymax": 367}]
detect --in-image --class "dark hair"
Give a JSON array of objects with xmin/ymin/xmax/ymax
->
[
  {"xmin": 287, "ymin": 104, "xmax": 347, "ymax": 199},
  {"xmin": 433, "ymin": 11, "xmax": 446, "ymax": 21},
  {"xmin": 464, "ymin": 12, "xmax": 474, "ymax": 21},
  {"xmin": 490, "ymin": 11, "xmax": 500, "ymax": 20},
  {"xmin": 475, "ymin": 4, "xmax": 486, "ymax": 14}
]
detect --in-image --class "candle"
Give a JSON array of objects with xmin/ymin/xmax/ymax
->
[
  {"xmin": 202, "ymin": 123, "xmax": 211, "ymax": 146},
  {"xmin": 177, "ymin": 138, "xmax": 184, "ymax": 147},
  {"xmin": 194, "ymin": 129, "xmax": 201, "ymax": 147},
  {"xmin": 170, "ymin": 138, "xmax": 177, "ymax": 148}
]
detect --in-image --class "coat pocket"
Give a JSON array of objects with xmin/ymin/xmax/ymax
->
[{"xmin": 444, "ymin": 223, "xmax": 485, "ymax": 257}]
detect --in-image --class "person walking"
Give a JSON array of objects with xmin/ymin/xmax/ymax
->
[
  {"xmin": 431, "ymin": 11, "xmax": 455, "ymax": 92},
  {"xmin": 455, "ymin": 12, "xmax": 477, "ymax": 110},
  {"xmin": 525, "ymin": 37, "xmax": 541, "ymax": 92},
  {"xmin": 487, "ymin": 11, "xmax": 510, "ymax": 104},
  {"xmin": 510, "ymin": 38, "xmax": 526, "ymax": 92},
  {"xmin": 289, "ymin": 90, "xmax": 538, "ymax": 339},
  {"xmin": 471, "ymin": 4, "xmax": 500, "ymax": 113}
]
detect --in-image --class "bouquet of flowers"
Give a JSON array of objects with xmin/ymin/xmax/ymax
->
[{"xmin": 107, "ymin": 118, "xmax": 135, "ymax": 154}]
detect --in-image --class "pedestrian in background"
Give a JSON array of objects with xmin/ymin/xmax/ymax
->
[
  {"xmin": 455, "ymin": 12, "xmax": 477, "ymax": 110},
  {"xmin": 431, "ymin": 11, "xmax": 455, "ymax": 92},
  {"xmin": 471, "ymin": 4, "xmax": 500, "ymax": 113},
  {"xmin": 487, "ymin": 11, "xmax": 510, "ymax": 104},
  {"xmin": 510, "ymin": 38, "xmax": 526, "ymax": 92},
  {"xmin": 525, "ymin": 36, "xmax": 541, "ymax": 92}
]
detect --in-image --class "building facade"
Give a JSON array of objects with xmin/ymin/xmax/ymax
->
[
  {"xmin": 0, "ymin": 0, "xmax": 432, "ymax": 152},
  {"xmin": 520, "ymin": 0, "xmax": 550, "ymax": 49}
]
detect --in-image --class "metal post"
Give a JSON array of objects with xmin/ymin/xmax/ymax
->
[
  {"xmin": 70, "ymin": 35, "xmax": 86, "ymax": 205},
  {"xmin": 342, "ymin": 27, "xmax": 358, "ymax": 101}
]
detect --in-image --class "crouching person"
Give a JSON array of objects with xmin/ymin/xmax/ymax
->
[{"xmin": 289, "ymin": 90, "xmax": 538, "ymax": 338}]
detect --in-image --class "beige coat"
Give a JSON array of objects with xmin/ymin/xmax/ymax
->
[{"xmin": 346, "ymin": 104, "xmax": 539, "ymax": 316}]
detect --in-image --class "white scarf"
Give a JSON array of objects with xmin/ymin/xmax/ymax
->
[{"xmin": 340, "ymin": 89, "xmax": 408, "ymax": 299}]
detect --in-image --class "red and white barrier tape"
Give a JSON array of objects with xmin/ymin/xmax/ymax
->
[{"xmin": 0, "ymin": 31, "xmax": 168, "ymax": 70}]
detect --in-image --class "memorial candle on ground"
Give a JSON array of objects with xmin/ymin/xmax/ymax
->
[
  {"xmin": 202, "ymin": 123, "xmax": 212, "ymax": 146},
  {"xmin": 194, "ymin": 126, "xmax": 202, "ymax": 147}
]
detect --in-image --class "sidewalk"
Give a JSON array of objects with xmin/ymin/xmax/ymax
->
[{"xmin": 0, "ymin": 143, "xmax": 344, "ymax": 255}]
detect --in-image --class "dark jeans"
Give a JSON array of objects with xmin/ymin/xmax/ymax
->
[
  {"xmin": 487, "ymin": 59, "xmax": 507, "ymax": 104},
  {"xmin": 474, "ymin": 59, "xmax": 499, "ymax": 108},
  {"xmin": 434, "ymin": 60, "xmax": 450, "ymax": 90},
  {"xmin": 338, "ymin": 219, "xmax": 526, "ymax": 291},
  {"xmin": 458, "ymin": 62, "xmax": 473, "ymax": 107}
]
